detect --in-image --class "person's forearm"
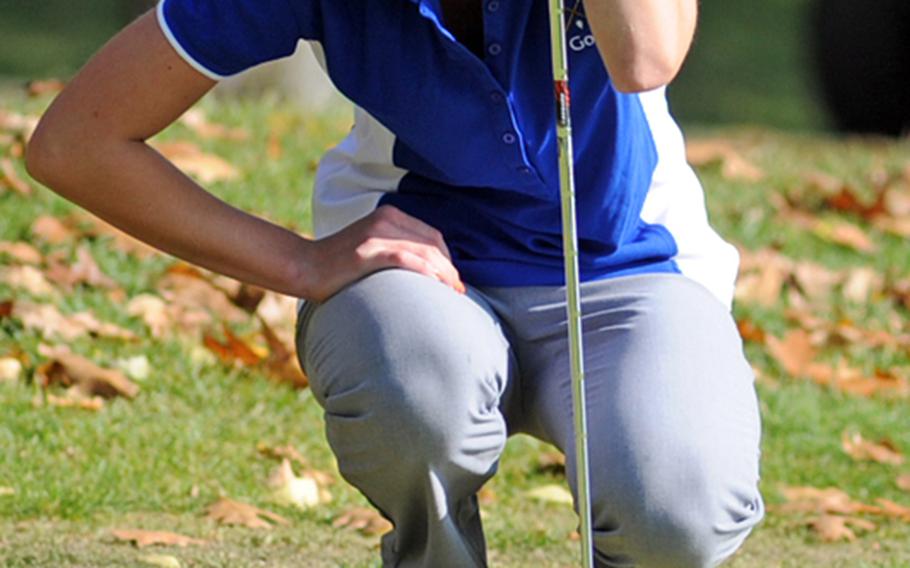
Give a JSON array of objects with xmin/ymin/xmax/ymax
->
[
  {"xmin": 29, "ymin": 135, "xmax": 312, "ymax": 299},
  {"xmin": 585, "ymin": 0, "xmax": 697, "ymax": 92}
]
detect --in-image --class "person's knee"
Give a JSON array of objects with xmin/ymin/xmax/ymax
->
[{"xmin": 591, "ymin": 451, "xmax": 763, "ymax": 567}]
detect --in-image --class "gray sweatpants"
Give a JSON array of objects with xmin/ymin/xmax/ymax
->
[{"xmin": 295, "ymin": 270, "xmax": 764, "ymax": 567}]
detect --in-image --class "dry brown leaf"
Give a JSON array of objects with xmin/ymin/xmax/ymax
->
[
  {"xmin": 179, "ymin": 109, "xmax": 248, "ymax": 141},
  {"xmin": 0, "ymin": 157, "xmax": 32, "ymax": 196},
  {"xmin": 153, "ymin": 141, "xmax": 240, "ymax": 183},
  {"xmin": 14, "ymin": 301, "xmax": 136, "ymax": 341},
  {"xmin": 734, "ymin": 263, "xmax": 786, "ymax": 307},
  {"xmin": 765, "ymin": 330, "xmax": 816, "ymax": 378},
  {"xmin": 842, "ymin": 432, "xmax": 904, "ymax": 465},
  {"xmin": 158, "ymin": 266, "xmax": 249, "ymax": 324},
  {"xmin": 37, "ymin": 343, "xmax": 139, "ymax": 399},
  {"xmin": 478, "ymin": 486, "xmax": 497, "ymax": 505},
  {"xmin": 0, "ymin": 265, "xmax": 58, "ymax": 298},
  {"xmin": 203, "ymin": 323, "xmax": 263, "ymax": 367},
  {"xmin": 257, "ymin": 442, "xmax": 309, "ymax": 468},
  {"xmin": 791, "ymin": 260, "xmax": 843, "ymax": 302},
  {"xmin": 0, "ymin": 110, "xmax": 38, "ymax": 139},
  {"xmin": 0, "ymin": 241, "xmax": 42, "ymax": 264},
  {"xmin": 259, "ymin": 317, "xmax": 308, "ymax": 388},
  {"xmin": 777, "ymin": 486, "xmax": 878, "ymax": 515},
  {"xmin": 206, "ymin": 497, "xmax": 289, "ymax": 529},
  {"xmin": 45, "ymin": 245, "xmax": 120, "ymax": 291},
  {"xmin": 823, "ymin": 186, "xmax": 887, "ymax": 220},
  {"xmin": 0, "ymin": 299, "xmax": 12, "ymax": 319},
  {"xmin": 736, "ymin": 318, "xmax": 767, "ymax": 344},
  {"xmin": 31, "ymin": 215, "xmax": 77, "ymax": 245},
  {"xmin": 254, "ymin": 291, "xmax": 298, "ymax": 329},
  {"xmin": 872, "ymin": 216, "xmax": 910, "ymax": 238},
  {"xmin": 686, "ymin": 138, "xmax": 765, "ymax": 182},
  {"xmin": 26, "ymin": 79, "xmax": 66, "ymax": 98},
  {"xmin": 897, "ymin": 475, "xmax": 910, "ymax": 492},
  {"xmin": 812, "ymin": 219, "xmax": 877, "ymax": 253},
  {"xmin": 873, "ymin": 498, "xmax": 910, "ymax": 521},
  {"xmin": 808, "ymin": 515, "xmax": 875, "ymax": 542},
  {"xmin": 111, "ymin": 529, "xmax": 206, "ymax": 548},
  {"xmin": 332, "ymin": 506, "xmax": 393, "ymax": 536}
]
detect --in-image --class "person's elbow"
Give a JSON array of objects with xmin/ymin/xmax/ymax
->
[
  {"xmin": 608, "ymin": 48, "xmax": 685, "ymax": 93},
  {"xmin": 25, "ymin": 116, "xmax": 69, "ymax": 188}
]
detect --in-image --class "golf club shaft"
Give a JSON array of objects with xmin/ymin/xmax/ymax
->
[{"xmin": 546, "ymin": 1, "xmax": 594, "ymax": 567}]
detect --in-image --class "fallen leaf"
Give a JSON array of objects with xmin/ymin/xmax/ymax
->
[
  {"xmin": 736, "ymin": 318, "xmax": 767, "ymax": 344},
  {"xmin": 842, "ymin": 432, "xmax": 904, "ymax": 466},
  {"xmin": 734, "ymin": 263, "xmax": 786, "ymax": 307},
  {"xmin": 873, "ymin": 498, "xmax": 910, "ymax": 521},
  {"xmin": 897, "ymin": 475, "xmax": 910, "ymax": 492},
  {"xmin": 478, "ymin": 486, "xmax": 497, "ymax": 505},
  {"xmin": 332, "ymin": 507, "xmax": 393, "ymax": 536},
  {"xmin": 14, "ymin": 301, "xmax": 136, "ymax": 341},
  {"xmin": 256, "ymin": 442, "xmax": 308, "ymax": 468},
  {"xmin": 686, "ymin": 138, "xmax": 765, "ymax": 182},
  {"xmin": 873, "ymin": 216, "xmax": 910, "ymax": 238},
  {"xmin": 158, "ymin": 267, "xmax": 249, "ymax": 325},
  {"xmin": 0, "ymin": 157, "xmax": 32, "ymax": 196},
  {"xmin": 153, "ymin": 141, "xmax": 240, "ymax": 183},
  {"xmin": 126, "ymin": 294, "xmax": 173, "ymax": 338},
  {"xmin": 526, "ymin": 484, "xmax": 574, "ymax": 506},
  {"xmin": 37, "ymin": 343, "xmax": 140, "ymax": 399},
  {"xmin": 267, "ymin": 459, "xmax": 331, "ymax": 510},
  {"xmin": 0, "ymin": 265, "xmax": 58, "ymax": 298},
  {"xmin": 777, "ymin": 486, "xmax": 878, "ymax": 515},
  {"xmin": 259, "ymin": 317, "xmax": 308, "ymax": 388},
  {"xmin": 44, "ymin": 245, "xmax": 120, "ymax": 291},
  {"xmin": 111, "ymin": 529, "xmax": 206, "ymax": 548},
  {"xmin": 31, "ymin": 215, "xmax": 77, "ymax": 245},
  {"xmin": 765, "ymin": 330, "xmax": 816, "ymax": 378},
  {"xmin": 808, "ymin": 515, "xmax": 875, "ymax": 542},
  {"xmin": 139, "ymin": 554, "xmax": 182, "ymax": 568},
  {"xmin": 26, "ymin": 79, "xmax": 66, "ymax": 98},
  {"xmin": 0, "ymin": 110, "xmax": 38, "ymax": 139},
  {"xmin": 0, "ymin": 241, "xmax": 43, "ymax": 264},
  {"xmin": 179, "ymin": 109, "xmax": 248, "ymax": 141},
  {"xmin": 0, "ymin": 357, "xmax": 22, "ymax": 383},
  {"xmin": 203, "ymin": 323, "xmax": 263, "ymax": 367},
  {"xmin": 811, "ymin": 219, "xmax": 877, "ymax": 253},
  {"xmin": 206, "ymin": 497, "xmax": 289, "ymax": 529}
]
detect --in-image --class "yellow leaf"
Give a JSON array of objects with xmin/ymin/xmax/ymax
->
[{"xmin": 526, "ymin": 484, "xmax": 574, "ymax": 506}]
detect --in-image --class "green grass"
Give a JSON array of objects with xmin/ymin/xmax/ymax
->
[{"xmin": 2, "ymin": 88, "xmax": 910, "ymax": 566}]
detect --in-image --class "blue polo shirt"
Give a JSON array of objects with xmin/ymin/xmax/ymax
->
[{"xmin": 157, "ymin": 0, "xmax": 741, "ymax": 307}]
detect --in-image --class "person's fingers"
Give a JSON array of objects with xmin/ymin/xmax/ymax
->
[
  {"xmin": 373, "ymin": 205, "xmax": 453, "ymax": 260},
  {"xmin": 363, "ymin": 238, "xmax": 464, "ymax": 294}
]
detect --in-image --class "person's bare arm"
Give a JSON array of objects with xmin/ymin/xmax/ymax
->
[
  {"xmin": 26, "ymin": 11, "xmax": 463, "ymax": 302},
  {"xmin": 585, "ymin": 0, "xmax": 698, "ymax": 93}
]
